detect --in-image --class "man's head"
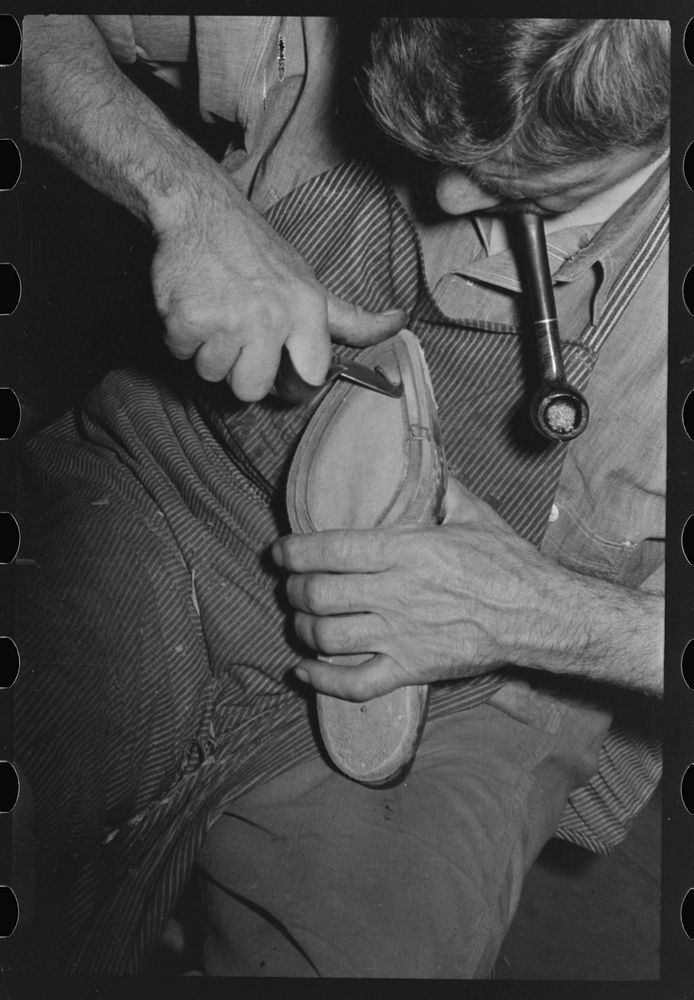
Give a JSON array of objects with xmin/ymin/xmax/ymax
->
[{"xmin": 365, "ymin": 19, "xmax": 670, "ymax": 214}]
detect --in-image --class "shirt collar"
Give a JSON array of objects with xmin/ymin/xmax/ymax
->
[
  {"xmin": 553, "ymin": 157, "xmax": 669, "ymax": 283},
  {"xmin": 445, "ymin": 157, "xmax": 669, "ymax": 292},
  {"xmin": 457, "ymin": 221, "xmax": 602, "ymax": 294}
]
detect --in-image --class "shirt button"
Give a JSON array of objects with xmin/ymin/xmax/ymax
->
[{"xmin": 549, "ymin": 503, "xmax": 560, "ymax": 523}]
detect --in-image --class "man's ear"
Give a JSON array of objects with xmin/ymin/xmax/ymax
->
[{"xmin": 435, "ymin": 168, "xmax": 501, "ymax": 216}]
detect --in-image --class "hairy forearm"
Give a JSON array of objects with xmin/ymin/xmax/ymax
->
[
  {"xmin": 21, "ymin": 16, "xmax": 406, "ymax": 397},
  {"xmin": 21, "ymin": 14, "xmax": 242, "ymax": 234},
  {"xmin": 510, "ymin": 563, "xmax": 664, "ymax": 697}
]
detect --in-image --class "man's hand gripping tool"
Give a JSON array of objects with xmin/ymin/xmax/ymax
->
[{"xmin": 274, "ymin": 347, "xmax": 404, "ymax": 405}]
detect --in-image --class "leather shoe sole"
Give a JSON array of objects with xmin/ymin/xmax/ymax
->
[{"xmin": 286, "ymin": 330, "xmax": 447, "ymax": 785}]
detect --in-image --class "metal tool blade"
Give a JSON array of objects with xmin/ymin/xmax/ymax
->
[
  {"xmin": 327, "ymin": 358, "xmax": 403, "ymax": 398},
  {"xmin": 274, "ymin": 348, "xmax": 403, "ymax": 404}
]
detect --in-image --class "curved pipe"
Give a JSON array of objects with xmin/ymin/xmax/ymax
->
[{"xmin": 516, "ymin": 213, "xmax": 589, "ymax": 441}]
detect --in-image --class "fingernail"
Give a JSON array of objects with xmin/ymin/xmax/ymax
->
[
  {"xmin": 271, "ymin": 540, "xmax": 284, "ymax": 566},
  {"xmin": 384, "ymin": 308, "xmax": 405, "ymax": 316},
  {"xmin": 295, "ymin": 667, "xmax": 311, "ymax": 684}
]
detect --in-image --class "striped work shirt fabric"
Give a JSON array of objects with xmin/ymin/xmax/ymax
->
[{"xmin": 16, "ymin": 159, "xmax": 666, "ymax": 973}]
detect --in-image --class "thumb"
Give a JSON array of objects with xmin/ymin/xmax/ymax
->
[
  {"xmin": 442, "ymin": 476, "xmax": 477, "ymax": 524},
  {"xmin": 326, "ymin": 292, "xmax": 407, "ymax": 346},
  {"xmin": 294, "ymin": 653, "xmax": 403, "ymax": 701},
  {"xmin": 443, "ymin": 476, "xmax": 506, "ymax": 527}
]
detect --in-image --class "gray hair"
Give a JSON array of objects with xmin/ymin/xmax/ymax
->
[{"xmin": 365, "ymin": 19, "xmax": 670, "ymax": 169}]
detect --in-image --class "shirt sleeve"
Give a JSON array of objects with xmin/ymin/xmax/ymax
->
[
  {"xmin": 89, "ymin": 15, "xmax": 137, "ymax": 64},
  {"xmin": 89, "ymin": 15, "xmax": 192, "ymax": 65}
]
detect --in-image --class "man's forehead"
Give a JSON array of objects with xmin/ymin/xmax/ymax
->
[
  {"xmin": 433, "ymin": 143, "xmax": 667, "ymax": 221},
  {"xmin": 472, "ymin": 158, "xmax": 607, "ymax": 196},
  {"xmin": 469, "ymin": 147, "xmax": 660, "ymax": 201},
  {"xmin": 469, "ymin": 170, "xmax": 578, "ymax": 203}
]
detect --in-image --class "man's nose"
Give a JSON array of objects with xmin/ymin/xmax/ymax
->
[{"xmin": 435, "ymin": 169, "xmax": 500, "ymax": 216}]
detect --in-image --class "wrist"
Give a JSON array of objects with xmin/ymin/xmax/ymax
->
[
  {"xmin": 513, "ymin": 564, "xmax": 663, "ymax": 695},
  {"xmin": 145, "ymin": 141, "xmax": 241, "ymax": 238},
  {"xmin": 499, "ymin": 555, "xmax": 583, "ymax": 670}
]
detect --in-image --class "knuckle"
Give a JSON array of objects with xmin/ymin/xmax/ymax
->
[
  {"xmin": 164, "ymin": 312, "xmax": 195, "ymax": 346},
  {"xmin": 312, "ymin": 616, "xmax": 333, "ymax": 652},
  {"xmin": 267, "ymin": 298, "xmax": 290, "ymax": 330},
  {"xmin": 195, "ymin": 352, "xmax": 226, "ymax": 382},
  {"xmin": 317, "ymin": 616, "xmax": 357, "ymax": 655},
  {"xmin": 196, "ymin": 334, "xmax": 240, "ymax": 379},
  {"xmin": 243, "ymin": 297, "xmax": 281, "ymax": 333},
  {"xmin": 298, "ymin": 284, "xmax": 326, "ymax": 316},
  {"xmin": 170, "ymin": 299, "xmax": 205, "ymax": 331},
  {"xmin": 304, "ymin": 575, "xmax": 325, "ymax": 612},
  {"xmin": 163, "ymin": 331, "xmax": 195, "ymax": 360},
  {"xmin": 176, "ymin": 299, "xmax": 234, "ymax": 342},
  {"xmin": 328, "ymin": 616, "xmax": 350, "ymax": 649},
  {"xmin": 324, "ymin": 532, "xmax": 350, "ymax": 565},
  {"xmin": 230, "ymin": 374, "xmax": 268, "ymax": 403}
]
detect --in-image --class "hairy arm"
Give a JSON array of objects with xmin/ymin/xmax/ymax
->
[
  {"xmin": 22, "ymin": 16, "xmax": 203, "ymax": 226},
  {"xmin": 470, "ymin": 531, "xmax": 663, "ymax": 697},
  {"xmin": 273, "ymin": 478, "xmax": 663, "ymax": 699},
  {"xmin": 22, "ymin": 15, "xmax": 405, "ymax": 398}
]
